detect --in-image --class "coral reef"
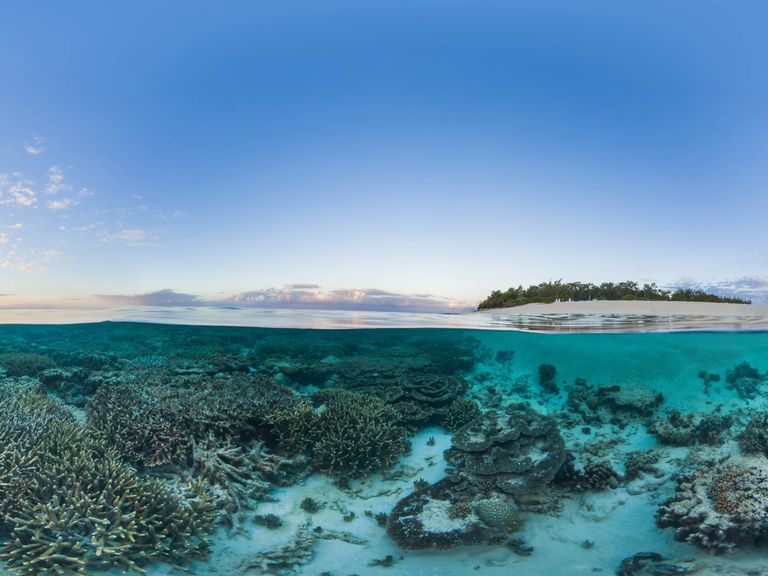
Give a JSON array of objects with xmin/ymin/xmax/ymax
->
[
  {"xmin": 725, "ymin": 361, "xmax": 766, "ymax": 399},
  {"xmin": 649, "ymin": 411, "xmax": 733, "ymax": 446},
  {"xmin": 624, "ymin": 450, "xmax": 661, "ymax": 480},
  {"xmin": 656, "ymin": 462, "xmax": 768, "ymax": 552},
  {"xmin": 387, "ymin": 477, "xmax": 509, "ymax": 549},
  {"xmin": 554, "ymin": 454, "xmax": 621, "ymax": 491},
  {"xmin": 0, "ymin": 382, "xmax": 215, "ymax": 575},
  {"xmin": 310, "ymin": 389, "xmax": 410, "ymax": 477},
  {"xmin": 87, "ymin": 382, "xmax": 191, "ymax": 467},
  {"xmin": 564, "ymin": 379, "xmax": 663, "ymax": 426},
  {"xmin": 538, "ymin": 363, "xmax": 558, "ymax": 393},
  {"xmin": 738, "ymin": 412, "xmax": 768, "ymax": 456},
  {"xmin": 0, "ymin": 352, "xmax": 55, "ymax": 377},
  {"xmin": 192, "ymin": 435, "xmax": 272, "ymax": 517},
  {"xmin": 443, "ymin": 398, "xmax": 481, "ymax": 432},
  {"xmin": 444, "ymin": 404, "xmax": 566, "ymax": 499}
]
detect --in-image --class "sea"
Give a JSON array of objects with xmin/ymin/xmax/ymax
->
[{"xmin": 0, "ymin": 307, "xmax": 767, "ymax": 576}]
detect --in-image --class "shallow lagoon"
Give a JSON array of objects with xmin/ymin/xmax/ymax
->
[{"xmin": 0, "ymin": 319, "xmax": 767, "ymax": 575}]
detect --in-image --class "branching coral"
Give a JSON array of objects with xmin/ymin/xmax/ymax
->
[
  {"xmin": 311, "ymin": 389, "xmax": 410, "ymax": 478},
  {"xmin": 0, "ymin": 383, "xmax": 215, "ymax": 575},
  {"xmin": 443, "ymin": 399, "xmax": 481, "ymax": 432},
  {"xmin": 86, "ymin": 382, "xmax": 191, "ymax": 467}
]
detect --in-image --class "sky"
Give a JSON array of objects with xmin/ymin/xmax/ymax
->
[{"xmin": 1, "ymin": 1, "xmax": 767, "ymax": 310}]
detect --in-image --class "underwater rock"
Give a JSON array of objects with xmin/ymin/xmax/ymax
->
[
  {"xmin": 656, "ymin": 462, "xmax": 768, "ymax": 552},
  {"xmin": 538, "ymin": 363, "xmax": 558, "ymax": 393},
  {"xmin": 387, "ymin": 477, "xmax": 508, "ymax": 549},
  {"xmin": 738, "ymin": 412, "xmax": 768, "ymax": 456},
  {"xmin": 649, "ymin": 411, "xmax": 733, "ymax": 446},
  {"xmin": 624, "ymin": 450, "xmax": 661, "ymax": 480},
  {"xmin": 564, "ymin": 379, "xmax": 663, "ymax": 426},
  {"xmin": 600, "ymin": 385, "xmax": 664, "ymax": 416},
  {"xmin": 444, "ymin": 404, "xmax": 566, "ymax": 498},
  {"xmin": 554, "ymin": 454, "xmax": 621, "ymax": 491},
  {"xmin": 725, "ymin": 361, "xmax": 766, "ymax": 399}
]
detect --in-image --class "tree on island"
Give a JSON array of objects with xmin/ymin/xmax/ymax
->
[{"xmin": 477, "ymin": 280, "xmax": 750, "ymax": 310}]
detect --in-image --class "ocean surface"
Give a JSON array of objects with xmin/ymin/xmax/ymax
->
[{"xmin": 0, "ymin": 310, "xmax": 767, "ymax": 575}]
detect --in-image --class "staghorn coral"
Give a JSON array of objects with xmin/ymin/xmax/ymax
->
[
  {"xmin": 444, "ymin": 404, "xmax": 565, "ymax": 499},
  {"xmin": 192, "ymin": 435, "xmax": 273, "ymax": 517},
  {"xmin": 87, "ymin": 382, "xmax": 191, "ymax": 467},
  {"xmin": 0, "ymin": 383, "xmax": 215, "ymax": 575},
  {"xmin": 266, "ymin": 400, "xmax": 318, "ymax": 453},
  {"xmin": 443, "ymin": 398, "xmax": 481, "ymax": 432},
  {"xmin": 656, "ymin": 462, "xmax": 768, "ymax": 552},
  {"xmin": 311, "ymin": 389, "xmax": 410, "ymax": 478},
  {"xmin": 0, "ymin": 352, "xmax": 55, "ymax": 377}
]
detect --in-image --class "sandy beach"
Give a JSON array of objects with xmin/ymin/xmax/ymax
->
[{"xmin": 476, "ymin": 300, "xmax": 768, "ymax": 317}]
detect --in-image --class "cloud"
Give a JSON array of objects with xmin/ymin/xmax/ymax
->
[
  {"xmin": 91, "ymin": 285, "xmax": 473, "ymax": 313},
  {"xmin": 0, "ymin": 174, "xmax": 37, "ymax": 206},
  {"xmin": 44, "ymin": 165, "xmax": 71, "ymax": 195},
  {"xmin": 23, "ymin": 136, "xmax": 45, "ymax": 156},
  {"xmin": 673, "ymin": 276, "xmax": 768, "ymax": 304},
  {"xmin": 225, "ymin": 285, "xmax": 473, "ymax": 312},
  {"xmin": 100, "ymin": 227, "xmax": 156, "ymax": 246},
  {"xmin": 0, "ymin": 233, "xmax": 8, "ymax": 245},
  {"xmin": 94, "ymin": 289, "xmax": 204, "ymax": 307}
]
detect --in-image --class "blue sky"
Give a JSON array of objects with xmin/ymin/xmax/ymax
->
[{"xmin": 1, "ymin": 1, "xmax": 767, "ymax": 309}]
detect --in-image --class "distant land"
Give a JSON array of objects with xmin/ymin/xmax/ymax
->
[{"xmin": 477, "ymin": 281, "xmax": 751, "ymax": 310}]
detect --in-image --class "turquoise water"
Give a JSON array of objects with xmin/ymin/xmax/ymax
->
[{"xmin": 0, "ymin": 320, "xmax": 767, "ymax": 575}]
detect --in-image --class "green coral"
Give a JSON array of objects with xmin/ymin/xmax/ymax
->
[
  {"xmin": 0, "ymin": 382, "xmax": 215, "ymax": 575},
  {"xmin": 443, "ymin": 398, "xmax": 481, "ymax": 431},
  {"xmin": 312, "ymin": 389, "xmax": 410, "ymax": 477}
]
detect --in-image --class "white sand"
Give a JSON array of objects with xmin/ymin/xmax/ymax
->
[{"xmin": 477, "ymin": 300, "xmax": 768, "ymax": 317}]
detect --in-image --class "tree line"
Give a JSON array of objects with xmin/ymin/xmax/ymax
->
[{"xmin": 477, "ymin": 280, "xmax": 751, "ymax": 310}]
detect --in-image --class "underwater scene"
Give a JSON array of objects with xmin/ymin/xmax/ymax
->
[{"xmin": 1, "ymin": 321, "xmax": 768, "ymax": 576}]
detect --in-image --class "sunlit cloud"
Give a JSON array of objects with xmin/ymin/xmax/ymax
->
[
  {"xmin": 23, "ymin": 136, "xmax": 46, "ymax": 156},
  {"xmin": 226, "ymin": 285, "xmax": 473, "ymax": 312},
  {"xmin": 0, "ymin": 174, "xmax": 37, "ymax": 206},
  {"xmin": 90, "ymin": 285, "xmax": 472, "ymax": 312}
]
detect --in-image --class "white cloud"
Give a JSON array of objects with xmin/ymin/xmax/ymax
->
[
  {"xmin": 23, "ymin": 136, "xmax": 46, "ymax": 156},
  {"xmin": 47, "ymin": 197, "xmax": 78, "ymax": 210},
  {"xmin": 0, "ymin": 233, "xmax": 8, "ymax": 245},
  {"xmin": 0, "ymin": 183, "xmax": 37, "ymax": 206},
  {"xmin": 45, "ymin": 165, "xmax": 72, "ymax": 195},
  {"xmin": 101, "ymin": 227, "xmax": 156, "ymax": 246}
]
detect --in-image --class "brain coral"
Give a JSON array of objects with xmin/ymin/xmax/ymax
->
[{"xmin": 656, "ymin": 462, "xmax": 768, "ymax": 552}]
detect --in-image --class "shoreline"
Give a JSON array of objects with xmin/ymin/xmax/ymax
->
[{"xmin": 475, "ymin": 300, "xmax": 768, "ymax": 317}]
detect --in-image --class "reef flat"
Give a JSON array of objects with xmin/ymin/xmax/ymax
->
[{"xmin": 0, "ymin": 322, "xmax": 767, "ymax": 575}]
